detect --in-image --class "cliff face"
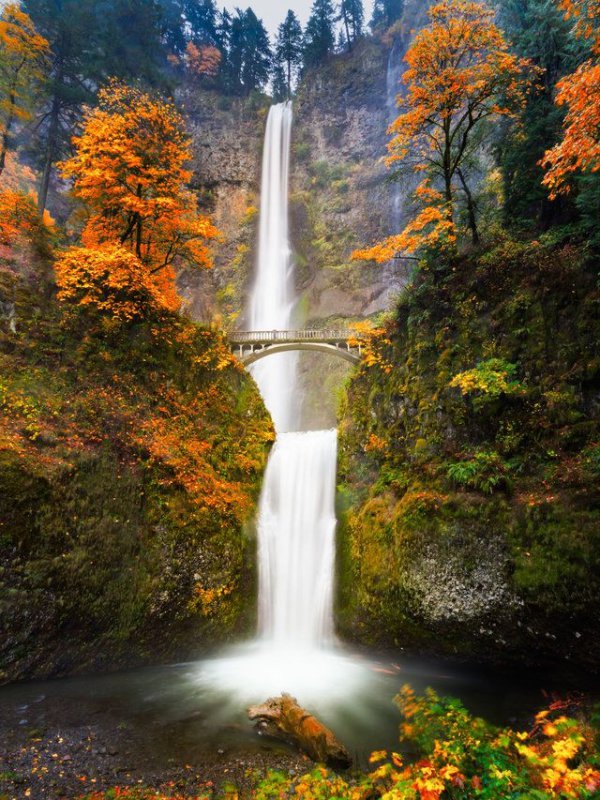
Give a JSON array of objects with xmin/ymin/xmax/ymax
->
[
  {"xmin": 291, "ymin": 38, "xmax": 405, "ymax": 325},
  {"xmin": 179, "ymin": 41, "xmax": 408, "ymax": 330},
  {"xmin": 337, "ymin": 240, "xmax": 600, "ymax": 672},
  {"xmin": 0, "ymin": 261, "xmax": 273, "ymax": 683},
  {"xmin": 177, "ymin": 88, "xmax": 268, "ymax": 327}
]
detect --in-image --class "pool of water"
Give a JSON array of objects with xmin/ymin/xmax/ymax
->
[{"xmin": 0, "ymin": 642, "xmax": 587, "ymax": 768}]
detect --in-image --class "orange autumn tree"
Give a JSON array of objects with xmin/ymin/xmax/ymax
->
[
  {"xmin": 354, "ymin": 0, "xmax": 529, "ymax": 263},
  {"xmin": 185, "ymin": 42, "xmax": 222, "ymax": 79},
  {"xmin": 0, "ymin": 3, "xmax": 49, "ymax": 176},
  {"xmin": 57, "ymin": 81, "xmax": 219, "ymax": 319},
  {"xmin": 541, "ymin": 0, "xmax": 600, "ymax": 196}
]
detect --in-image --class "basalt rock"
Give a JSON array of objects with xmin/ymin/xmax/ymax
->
[{"xmin": 248, "ymin": 693, "xmax": 351, "ymax": 768}]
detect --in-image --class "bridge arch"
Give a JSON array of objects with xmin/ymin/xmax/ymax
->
[{"xmin": 241, "ymin": 341, "xmax": 360, "ymax": 366}]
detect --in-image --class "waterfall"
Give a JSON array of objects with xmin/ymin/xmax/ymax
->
[
  {"xmin": 249, "ymin": 102, "xmax": 297, "ymax": 434},
  {"xmin": 250, "ymin": 102, "xmax": 337, "ymax": 650},
  {"xmin": 386, "ymin": 42, "xmax": 403, "ymax": 234},
  {"xmin": 192, "ymin": 103, "xmax": 379, "ymax": 708},
  {"xmin": 257, "ymin": 430, "xmax": 337, "ymax": 646}
]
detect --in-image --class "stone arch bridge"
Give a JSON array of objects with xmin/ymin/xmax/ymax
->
[{"xmin": 228, "ymin": 329, "xmax": 362, "ymax": 366}]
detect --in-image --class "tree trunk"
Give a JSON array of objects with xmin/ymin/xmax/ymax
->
[
  {"xmin": 457, "ymin": 168, "xmax": 479, "ymax": 246},
  {"xmin": 248, "ymin": 694, "xmax": 351, "ymax": 768},
  {"xmin": 341, "ymin": 4, "xmax": 352, "ymax": 51},
  {"xmin": 38, "ymin": 94, "xmax": 61, "ymax": 214},
  {"xmin": 0, "ymin": 95, "xmax": 16, "ymax": 176}
]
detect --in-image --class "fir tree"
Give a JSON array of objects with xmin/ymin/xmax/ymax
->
[
  {"xmin": 370, "ymin": 0, "xmax": 404, "ymax": 31},
  {"xmin": 496, "ymin": 0, "xmax": 580, "ymax": 229},
  {"xmin": 184, "ymin": 0, "xmax": 218, "ymax": 46},
  {"xmin": 303, "ymin": 0, "xmax": 336, "ymax": 68},
  {"xmin": 227, "ymin": 8, "xmax": 271, "ymax": 96},
  {"xmin": 339, "ymin": 0, "xmax": 364, "ymax": 50},
  {"xmin": 274, "ymin": 10, "xmax": 303, "ymax": 97}
]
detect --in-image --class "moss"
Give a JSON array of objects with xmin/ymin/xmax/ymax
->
[
  {"xmin": 0, "ymin": 270, "xmax": 272, "ymax": 682},
  {"xmin": 337, "ymin": 239, "xmax": 600, "ymax": 669}
]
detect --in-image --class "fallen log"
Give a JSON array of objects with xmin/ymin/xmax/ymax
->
[{"xmin": 247, "ymin": 693, "xmax": 351, "ymax": 768}]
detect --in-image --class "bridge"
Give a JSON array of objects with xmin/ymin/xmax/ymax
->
[{"xmin": 228, "ymin": 329, "xmax": 362, "ymax": 366}]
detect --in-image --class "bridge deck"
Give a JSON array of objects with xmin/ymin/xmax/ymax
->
[{"xmin": 229, "ymin": 329, "xmax": 354, "ymax": 345}]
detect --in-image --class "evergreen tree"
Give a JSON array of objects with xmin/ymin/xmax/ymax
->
[
  {"xmin": 240, "ymin": 9, "xmax": 271, "ymax": 94},
  {"xmin": 370, "ymin": 0, "xmax": 403, "ymax": 31},
  {"xmin": 96, "ymin": 0, "xmax": 168, "ymax": 80},
  {"xmin": 184, "ymin": 0, "xmax": 218, "ymax": 45},
  {"xmin": 272, "ymin": 64, "xmax": 288, "ymax": 102},
  {"xmin": 303, "ymin": 0, "xmax": 336, "ymax": 68},
  {"xmin": 157, "ymin": 0, "xmax": 186, "ymax": 54},
  {"xmin": 274, "ymin": 10, "xmax": 303, "ymax": 97},
  {"xmin": 22, "ymin": 0, "xmax": 170, "ymax": 212},
  {"xmin": 496, "ymin": 0, "xmax": 580, "ymax": 228},
  {"xmin": 227, "ymin": 8, "xmax": 271, "ymax": 96},
  {"xmin": 339, "ymin": 0, "xmax": 364, "ymax": 50}
]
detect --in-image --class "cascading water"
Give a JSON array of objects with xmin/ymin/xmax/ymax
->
[
  {"xmin": 192, "ymin": 102, "xmax": 383, "ymax": 711},
  {"xmin": 249, "ymin": 101, "xmax": 337, "ymax": 651},
  {"xmin": 257, "ymin": 430, "xmax": 337, "ymax": 647},
  {"xmin": 249, "ymin": 102, "xmax": 297, "ymax": 434}
]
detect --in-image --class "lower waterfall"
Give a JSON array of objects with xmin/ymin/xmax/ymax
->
[{"xmin": 258, "ymin": 430, "xmax": 337, "ymax": 648}]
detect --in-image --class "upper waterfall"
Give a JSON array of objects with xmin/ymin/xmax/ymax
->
[{"xmin": 249, "ymin": 101, "xmax": 298, "ymax": 433}]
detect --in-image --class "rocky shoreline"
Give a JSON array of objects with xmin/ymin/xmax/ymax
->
[{"xmin": 0, "ymin": 690, "xmax": 309, "ymax": 799}]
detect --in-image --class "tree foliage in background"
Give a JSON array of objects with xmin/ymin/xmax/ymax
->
[
  {"xmin": 57, "ymin": 82, "xmax": 218, "ymax": 319},
  {"xmin": 496, "ymin": 0, "xmax": 579, "ymax": 230},
  {"xmin": 274, "ymin": 10, "xmax": 304, "ymax": 98},
  {"xmin": 339, "ymin": 0, "xmax": 365, "ymax": 50},
  {"xmin": 541, "ymin": 0, "xmax": 600, "ymax": 209},
  {"xmin": 303, "ymin": 0, "xmax": 337, "ymax": 68},
  {"xmin": 224, "ymin": 8, "xmax": 272, "ymax": 95},
  {"xmin": 0, "ymin": 3, "xmax": 49, "ymax": 177},
  {"xmin": 22, "ymin": 0, "xmax": 169, "ymax": 213},
  {"xmin": 370, "ymin": 0, "xmax": 404, "ymax": 31},
  {"xmin": 355, "ymin": 0, "xmax": 531, "ymax": 261}
]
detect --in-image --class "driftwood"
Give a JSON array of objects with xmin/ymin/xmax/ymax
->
[{"xmin": 247, "ymin": 693, "xmax": 351, "ymax": 768}]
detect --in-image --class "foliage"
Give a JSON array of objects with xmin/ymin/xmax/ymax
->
[
  {"xmin": 54, "ymin": 245, "xmax": 175, "ymax": 321},
  {"xmin": 446, "ymin": 450, "xmax": 512, "ymax": 493},
  {"xmin": 303, "ymin": 0, "xmax": 337, "ymax": 69},
  {"xmin": 370, "ymin": 0, "xmax": 404, "ymax": 31},
  {"xmin": 449, "ymin": 358, "xmax": 524, "ymax": 400},
  {"xmin": 540, "ymin": 0, "xmax": 600, "ymax": 199},
  {"xmin": 541, "ymin": 62, "xmax": 600, "ymax": 197},
  {"xmin": 496, "ymin": 0, "xmax": 578, "ymax": 229},
  {"xmin": 185, "ymin": 42, "xmax": 222, "ymax": 80},
  {"xmin": 0, "ymin": 3, "xmax": 49, "ymax": 175},
  {"xmin": 355, "ymin": 0, "xmax": 532, "ymax": 261},
  {"xmin": 274, "ymin": 10, "xmax": 303, "ymax": 99},
  {"xmin": 339, "ymin": 0, "xmax": 365, "ymax": 49},
  {"xmin": 0, "ymin": 188, "xmax": 54, "ymax": 255},
  {"xmin": 224, "ymin": 9, "xmax": 272, "ymax": 96},
  {"xmin": 58, "ymin": 82, "xmax": 218, "ymax": 317}
]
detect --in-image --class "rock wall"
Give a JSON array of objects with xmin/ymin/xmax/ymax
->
[{"xmin": 337, "ymin": 240, "xmax": 600, "ymax": 673}]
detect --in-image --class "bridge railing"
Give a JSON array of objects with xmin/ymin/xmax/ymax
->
[{"xmin": 229, "ymin": 329, "xmax": 355, "ymax": 344}]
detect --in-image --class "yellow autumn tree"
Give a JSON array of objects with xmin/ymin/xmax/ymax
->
[
  {"xmin": 0, "ymin": 3, "xmax": 50, "ymax": 176},
  {"xmin": 541, "ymin": 0, "xmax": 600, "ymax": 196},
  {"xmin": 57, "ymin": 81, "xmax": 219, "ymax": 319},
  {"xmin": 354, "ymin": 0, "xmax": 530, "ymax": 263}
]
